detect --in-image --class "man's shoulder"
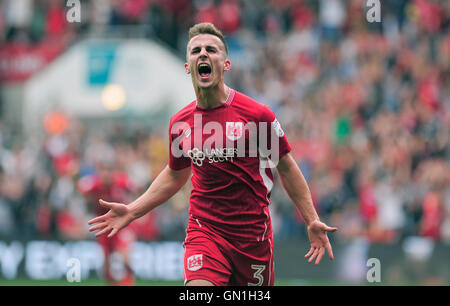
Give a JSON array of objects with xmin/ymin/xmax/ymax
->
[
  {"xmin": 233, "ymin": 91, "xmax": 274, "ymax": 120},
  {"xmin": 169, "ymin": 100, "xmax": 196, "ymax": 124}
]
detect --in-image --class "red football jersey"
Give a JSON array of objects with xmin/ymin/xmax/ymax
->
[{"xmin": 168, "ymin": 89, "xmax": 291, "ymax": 241}]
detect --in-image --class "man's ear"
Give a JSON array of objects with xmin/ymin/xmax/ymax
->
[
  {"xmin": 185, "ymin": 63, "xmax": 190, "ymax": 74},
  {"xmin": 224, "ymin": 59, "xmax": 231, "ymax": 72}
]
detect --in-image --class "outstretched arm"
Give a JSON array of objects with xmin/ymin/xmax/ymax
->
[
  {"xmin": 276, "ymin": 153, "xmax": 337, "ymax": 265},
  {"xmin": 88, "ymin": 165, "xmax": 191, "ymax": 238}
]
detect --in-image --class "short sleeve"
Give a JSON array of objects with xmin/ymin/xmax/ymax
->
[{"xmin": 258, "ymin": 106, "xmax": 292, "ymax": 163}]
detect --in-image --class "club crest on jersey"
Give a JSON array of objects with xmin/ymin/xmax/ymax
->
[
  {"xmin": 187, "ymin": 254, "xmax": 203, "ymax": 271},
  {"xmin": 226, "ymin": 122, "xmax": 243, "ymax": 141}
]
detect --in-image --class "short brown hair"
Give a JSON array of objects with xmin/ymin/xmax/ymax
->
[{"xmin": 188, "ymin": 23, "xmax": 228, "ymax": 55}]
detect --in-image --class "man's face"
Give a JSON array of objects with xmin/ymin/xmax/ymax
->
[{"xmin": 185, "ymin": 34, "xmax": 230, "ymax": 89}]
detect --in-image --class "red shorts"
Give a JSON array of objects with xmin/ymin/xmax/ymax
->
[{"xmin": 183, "ymin": 218, "xmax": 274, "ymax": 286}]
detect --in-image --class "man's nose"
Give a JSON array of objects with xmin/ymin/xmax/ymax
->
[{"xmin": 199, "ymin": 48, "xmax": 208, "ymax": 57}]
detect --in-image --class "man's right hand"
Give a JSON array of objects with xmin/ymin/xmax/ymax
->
[{"xmin": 88, "ymin": 199, "xmax": 135, "ymax": 238}]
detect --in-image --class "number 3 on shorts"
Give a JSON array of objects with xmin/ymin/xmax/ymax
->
[{"xmin": 248, "ymin": 264, "xmax": 266, "ymax": 286}]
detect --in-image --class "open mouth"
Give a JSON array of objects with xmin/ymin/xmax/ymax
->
[{"xmin": 198, "ymin": 63, "xmax": 212, "ymax": 79}]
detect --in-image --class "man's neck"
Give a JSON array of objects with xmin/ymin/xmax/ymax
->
[{"xmin": 195, "ymin": 84, "xmax": 230, "ymax": 109}]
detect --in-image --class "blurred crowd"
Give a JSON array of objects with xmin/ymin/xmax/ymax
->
[{"xmin": 0, "ymin": 0, "xmax": 449, "ymax": 245}]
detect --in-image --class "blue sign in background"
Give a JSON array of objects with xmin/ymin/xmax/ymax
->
[{"xmin": 87, "ymin": 44, "xmax": 117, "ymax": 86}]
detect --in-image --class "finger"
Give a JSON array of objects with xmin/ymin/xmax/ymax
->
[
  {"xmin": 307, "ymin": 248, "xmax": 319, "ymax": 263},
  {"xmin": 89, "ymin": 222, "xmax": 108, "ymax": 232},
  {"xmin": 325, "ymin": 242, "xmax": 335, "ymax": 260},
  {"xmin": 88, "ymin": 215, "xmax": 106, "ymax": 225},
  {"xmin": 324, "ymin": 226, "xmax": 338, "ymax": 232},
  {"xmin": 308, "ymin": 248, "xmax": 320, "ymax": 263},
  {"xmin": 315, "ymin": 248, "xmax": 325, "ymax": 265},
  {"xmin": 99, "ymin": 199, "xmax": 114, "ymax": 208},
  {"xmin": 95, "ymin": 226, "xmax": 112, "ymax": 237},
  {"xmin": 99, "ymin": 199, "xmax": 123, "ymax": 212},
  {"xmin": 304, "ymin": 247, "xmax": 314, "ymax": 258},
  {"xmin": 108, "ymin": 228, "xmax": 119, "ymax": 238}
]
